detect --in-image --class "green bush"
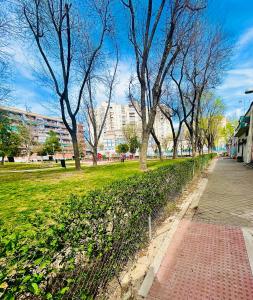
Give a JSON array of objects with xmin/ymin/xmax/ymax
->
[{"xmin": 0, "ymin": 154, "xmax": 215, "ymax": 299}]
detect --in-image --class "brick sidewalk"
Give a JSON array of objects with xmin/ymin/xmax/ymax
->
[{"xmin": 146, "ymin": 158, "xmax": 253, "ymax": 300}]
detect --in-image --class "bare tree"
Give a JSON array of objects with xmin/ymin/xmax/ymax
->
[
  {"xmin": 122, "ymin": 0, "xmax": 205, "ymax": 170},
  {"xmin": 0, "ymin": 1, "xmax": 12, "ymax": 101},
  {"xmin": 18, "ymin": 122, "xmax": 37, "ymax": 161},
  {"xmin": 82, "ymin": 55, "xmax": 118, "ymax": 166},
  {"xmin": 170, "ymin": 22, "xmax": 230, "ymax": 156},
  {"xmin": 160, "ymin": 91, "xmax": 185, "ymax": 159},
  {"xmin": 20, "ymin": 0, "xmax": 112, "ymax": 170}
]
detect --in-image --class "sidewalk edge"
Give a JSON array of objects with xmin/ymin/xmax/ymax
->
[
  {"xmin": 242, "ymin": 227, "xmax": 253, "ymax": 275},
  {"xmin": 138, "ymin": 175, "xmax": 209, "ymax": 297}
]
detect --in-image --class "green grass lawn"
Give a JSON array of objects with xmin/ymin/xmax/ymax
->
[
  {"xmin": 0, "ymin": 159, "xmax": 185, "ymax": 231},
  {"xmin": 0, "ymin": 161, "xmax": 59, "ymax": 170},
  {"xmin": 0, "ymin": 160, "xmax": 78, "ymax": 171}
]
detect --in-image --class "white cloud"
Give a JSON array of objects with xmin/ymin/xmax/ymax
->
[
  {"xmin": 215, "ymin": 66, "xmax": 253, "ymax": 117},
  {"xmin": 91, "ymin": 59, "xmax": 134, "ymax": 105},
  {"xmin": 237, "ymin": 27, "xmax": 253, "ymax": 48},
  {"xmin": 114, "ymin": 60, "xmax": 134, "ymax": 103},
  {"xmin": 4, "ymin": 39, "xmax": 37, "ymax": 81},
  {"xmin": 12, "ymin": 86, "xmax": 50, "ymax": 115},
  {"xmin": 217, "ymin": 67, "xmax": 253, "ymax": 92},
  {"xmin": 226, "ymin": 107, "xmax": 243, "ymax": 119},
  {"xmin": 215, "ymin": 25, "xmax": 253, "ymax": 117}
]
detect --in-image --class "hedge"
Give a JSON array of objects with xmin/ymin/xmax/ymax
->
[{"xmin": 0, "ymin": 154, "xmax": 216, "ymax": 299}]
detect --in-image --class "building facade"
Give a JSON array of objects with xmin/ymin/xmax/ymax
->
[
  {"xmin": 0, "ymin": 106, "xmax": 85, "ymax": 160},
  {"xmin": 94, "ymin": 101, "xmax": 172, "ymax": 155},
  {"xmin": 234, "ymin": 102, "xmax": 253, "ymax": 163}
]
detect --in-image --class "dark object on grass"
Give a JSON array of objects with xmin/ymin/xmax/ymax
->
[
  {"xmin": 237, "ymin": 156, "xmax": 243, "ymax": 162},
  {"xmin": 61, "ymin": 159, "xmax": 66, "ymax": 168}
]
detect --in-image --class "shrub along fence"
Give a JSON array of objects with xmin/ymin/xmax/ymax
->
[{"xmin": 0, "ymin": 154, "xmax": 216, "ymax": 299}]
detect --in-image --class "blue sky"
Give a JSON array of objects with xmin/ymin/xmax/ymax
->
[{"xmin": 6, "ymin": 0, "xmax": 253, "ymax": 118}]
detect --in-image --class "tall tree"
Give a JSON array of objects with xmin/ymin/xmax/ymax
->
[
  {"xmin": 200, "ymin": 96, "xmax": 225, "ymax": 153},
  {"xmin": 0, "ymin": 0, "xmax": 12, "ymax": 101},
  {"xmin": 82, "ymin": 54, "xmax": 118, "ymax": 166},
  {"xmin": 160, "ymin": 87, "xmax": 185, "ymax": 159},
  {"xmin": 221, "ymin": 118, "xmax": 238, "ymax": 149},
  {"xmin": 43, "ymin": 130, "xmax": 61, "ymax": 155},
  {"xmin": 122, "ymin": 0, "xmax": 204, "ymax": 170},
  {"xmin": 20, "ymin": 0, "xmax": 112, "ymax": 170},
  {"xmin": 170, "ymin": 22, "xmax": 230, "ymax": 156}
]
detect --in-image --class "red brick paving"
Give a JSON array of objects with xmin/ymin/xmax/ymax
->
[{"xmin": 147, "ymin": 220, "xmax": 253, "ymax": 300}]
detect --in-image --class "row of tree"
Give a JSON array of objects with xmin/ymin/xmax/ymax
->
[
  {"xmin": 118, "ymin": 100, "xmax": 235, "ymax": 159},
  {"xmin": 0, "ymin": 0, "xmax": 232, "ymax": 170}
]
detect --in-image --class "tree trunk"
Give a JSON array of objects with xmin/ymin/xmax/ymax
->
[
  {"xmin": 27, "ymin": 149, "xmax": 31, "ymax": 162},
  {"xmin": 151, "ymin": 130, "xmax": 162, "ymax": 161},
  {"xmin": 92, "ymin": 146, "xmax": 98, "ymax": 166},
  {"xmin": 191, "ymin": 135, "xmax": 196, "ymax": 157},
  {"xmin": 71, "ymin": 133, "xmax": 81, "ymax": 170},
  {"xmin": 172, "ymin": 140, "xmax": 178, "ymax": 159},
  {"xmin": 140, "ymin": 131, "xmax": 149, "ymax": 171},
  {"xmin": 1, "ymin": 155, "xmax": 4, "ymax": 165}
]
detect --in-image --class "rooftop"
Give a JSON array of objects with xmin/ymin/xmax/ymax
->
[{"xmin": 0, "ymin": 105, "xmax": 62, "ymax": 122}]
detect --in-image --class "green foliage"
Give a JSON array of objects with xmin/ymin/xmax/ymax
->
[
  {"xmin": 0, "ymin": 159, "xmax": 181, "ymax": 231},
  {"xmin": 129, "ymin": 136, "xmax": 140, "ymax": 154},
  {"xmin": 220, "ymin": 119, "xmax": 238, "ymax": 145},
  {"xmin": 115, "ymin": 143, "xmax": 129, "ymax": 154},
  {"xmin": 200, "ymin": 96, "xmax": 226, "ymax": 150},
  {"xmin": 34, "ymin": 143, "xmax": 47, "ymax": 156},
  {"xmin": 0, "ymin": 154, "xmax": 215, "ymax": 299},
  {"xmin": 0, "ymin": 112, "xmax": 21, "ymax": 160},
  {"xmin": 122, "ymin": 124, "xmax": 140, "ymax": 154},
  {"xmin": 43, "ymin": 130, "xmax": 61, "ymax": 155}
]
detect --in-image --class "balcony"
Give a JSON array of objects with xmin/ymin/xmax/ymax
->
[{"xmin": 235, "ymin": 116, "xmax": 250, "ymax": 137}]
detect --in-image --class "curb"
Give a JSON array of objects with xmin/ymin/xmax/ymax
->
[
  {"xmin": 242, "ymin": 227, "xmax": 253, "ymax": 275},
  {"xmin": 138, "ymin": 176, "xmax": 209, "ymax": 297}
]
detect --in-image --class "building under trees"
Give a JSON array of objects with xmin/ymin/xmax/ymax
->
[{"xmin": 0, "ymin": 106, "xmax": 85, "ymax": 162}]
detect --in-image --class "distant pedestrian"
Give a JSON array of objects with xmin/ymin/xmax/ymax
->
[{"xmin": 120, "ymin": 153, "xmax": 125, "ymax": 163}]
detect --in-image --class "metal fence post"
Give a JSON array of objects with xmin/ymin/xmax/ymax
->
[
  {"xmin": 148, "ymin": 214, "xmax": 152, "ymax": 240},
  {"xmin": 192, "ymin": 160, "xmax": 195, "ymax": 177}
]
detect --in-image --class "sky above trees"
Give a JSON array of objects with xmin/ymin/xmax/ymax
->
[{"xmin": 4, "ymin": 0, "xmax": 253, "ymax": 118}]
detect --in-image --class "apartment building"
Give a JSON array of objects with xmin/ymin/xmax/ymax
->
[
  {"xmin": 95, "ymin": 101, "xmax": 171, "ymax": 155},
  {"xmin": 234, "ymin": 102, "xmax": 253, "ymax": 163},
  {"xmin": 0, "ymin": 105, "xmax": 85, "ymax": 160}
]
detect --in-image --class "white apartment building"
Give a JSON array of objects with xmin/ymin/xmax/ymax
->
[{"xmin": 95, "ymin": 101, "xmax": 171, "ymax": 155}]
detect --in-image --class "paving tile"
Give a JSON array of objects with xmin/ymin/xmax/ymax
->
[
  {"xmin": 146, "ymin": 221, "xmax": 253, "ymax": 299},
  {"xmin": 194, "ymin": 159, "xmax": 253, "ymax": 227},
  {"xmin": 146, "ymin": 159, "xmax": 253, "ymax": 300}
]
